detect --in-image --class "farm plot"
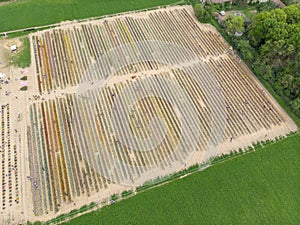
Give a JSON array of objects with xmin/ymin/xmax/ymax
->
[{"xmin": 26, "ymin": 5, "xmax": 297, "ymax": 219}]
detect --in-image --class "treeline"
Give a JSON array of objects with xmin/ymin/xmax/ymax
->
[
  {"xmin": 247, "ymin": 3, "xmax": 300, "ymax": 117},
  {"xmin": 193, "ymin": 2, "xmax": 300, "ymax": 118}
]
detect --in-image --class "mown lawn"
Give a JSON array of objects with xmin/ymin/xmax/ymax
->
[
  {"xmin": 0, "ymin": 0, "xmax": 182, "ymax": 32},
  {"xmin": 62, "ymin": 134, "xmax": 300, "ymax": 225}
]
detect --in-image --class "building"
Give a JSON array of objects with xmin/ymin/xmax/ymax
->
[{"xmin": 10, "ymin": 45, "xmax": 17, "ymax": 52}]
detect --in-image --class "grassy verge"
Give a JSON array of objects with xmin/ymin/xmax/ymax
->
[
  {"xmin": 9, "ymin": 37, "xmax": 31, "ymax": 68},
  {"xmin": 62, "ymin": 134, "xmax": 300, "ymax": 225},
  {"xmin": 6, "ymin": 26, "xmax": 54, "ymax": 38},
  {"xmin": 0, "ymin": 0, "xmax": 184, "ymax": 32}
]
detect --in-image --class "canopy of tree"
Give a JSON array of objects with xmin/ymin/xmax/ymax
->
[
  {"xmin": 194, "ymin": 3, "xmax": 206, "ymax": 19},
  {"xmin": 247, "ymin": 3, "xmax": 300, "ymax": 117},
  {"xmin": 224, "ymin": 14, "xmax": 245, "ymax": 36},
  {"xmin": 192, "ymin": 2, "xmax": 300, "ymax": 117}
]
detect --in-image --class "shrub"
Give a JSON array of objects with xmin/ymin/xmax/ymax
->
[
  {"xmin": 122, "ymin": 190, "xmax": 133, "ymax": 197},
  {"xmin": 20, "ymin": 86, "xmax": 28, "ymax": 91},
  {"xmin": 194, "ymin": 4, "xmax": 206, "ymax": 19}
]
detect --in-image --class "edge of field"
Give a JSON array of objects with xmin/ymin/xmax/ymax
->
[
  {"xmin": 46, "ymin": 132, "xmax": 300, "ymax": 225},
  {"xmin": 0, "ymin": 0, "xmax": 188, "ymax": 34}
]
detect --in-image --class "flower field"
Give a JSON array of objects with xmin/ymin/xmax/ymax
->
[{"xmin": 24, "ymin": 6, "xmax": 298, "ymax": 220}]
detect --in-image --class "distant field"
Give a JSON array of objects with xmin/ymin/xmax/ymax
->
[
  {"xmin": 63, "ymin": 135, "xmax": 300, "ymax": 225},
  {"xmin": 0, "ymin": 0, "xmax": 181, "ymax": 32}
]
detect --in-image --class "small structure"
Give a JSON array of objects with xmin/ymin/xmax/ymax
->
[
  {"xmin": 220, "ymin": 11, "xmax": 226, "ymax": 16},
  {"xmin": 235, "ymin": 31, "xmax": 244, "ymax": 37},
  {"xmin": 10, "ymin": 45, "xmax": 17, "ymax": 52}
]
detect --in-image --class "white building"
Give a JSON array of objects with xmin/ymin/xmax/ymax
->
[{"xmin": 10, "ymin": 45, "xmax": 17, "ymax": 51}]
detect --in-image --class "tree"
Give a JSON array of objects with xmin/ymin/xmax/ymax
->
[
  {"xmin": 290, "ymin": 97, "xmax": 300, "ymax": 117},
  {"xmin": 224, "ymin": 15, "xmax": 245, "ymax": 36},
  {"xmin": 287, "ymin": 23, "xmax": 300, "ymax": 51},
  {"xmin": 253, "ymin": 59, "xmax": 274, "ymax": 82},
  {"xmin": 260, "ymin": 39, "xmax": 295, "ymax": 67},
  {"xmin": 248, "ymin": 7, "xmax": 299, "ymax": 66},
  {"xmin": 245, "ymin": 5, "xmax": 300, "ymax": 117},
  {"xmin": 248, "ymin": 11, "xmax": 270, "ymax": 47},
  {"xmin": 235, "ymin": 39, "xmax": 256, "ymax": 63},
  {"xmin": 267, "ymin": 8, "xmax": 287, "ymax": 23},
  {"xmin": 275, "ymin": 71, "xmax": 296, "ymax": 97},
  {"xmin": 265, "ymin": 21, "xmax": 289, "ymax": 41},
  {"xmin": 194, "ymin": 4, "xmax": 206, "ymax": 19},
  {"xmin": 283, "ymin": 3, "xmax": 300, "ymax": 24}
]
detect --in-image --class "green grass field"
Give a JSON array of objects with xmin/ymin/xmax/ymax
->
[
  {"xmin": 0, "ymin": 0, "xmax": 181, "ymax": 32},
  {"xmin": 62, "ymin": 134, "xmax": 300, "ymax": 225},
  {"xmin": 9, "ymin": 37, "xmax": 31, "ymax": 68}
]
